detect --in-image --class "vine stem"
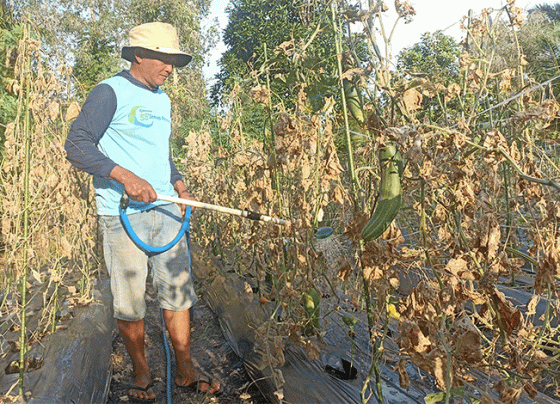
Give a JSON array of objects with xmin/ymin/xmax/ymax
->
[
  {"xmin": 331, "ymin": 0, "xmax": 360, "ymax": 209},
  {"xmin": 331, "ymin": 4, "xmax": 384, "ymax": 396},
  {"xmin": 464, "ymin": 139, "xmax": 560, "ymax": 192},
  {"xmin": 19, "ymin": 20, "xmax": 31, "ymax": 397},
  {"xmin": 263, "ymin": 43, "xmax": 284, "ymax": 217}
]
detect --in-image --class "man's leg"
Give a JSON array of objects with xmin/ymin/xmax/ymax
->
[
  {"xmin": 162, "ymin": 309, "xmax": 221, "ymax": 394},
  {"xmin": 118, "ymin": 318, "xmax": 156, "ymax": 401}
]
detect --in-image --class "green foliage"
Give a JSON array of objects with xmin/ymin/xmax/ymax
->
[
  {"xmin": 211, "ymin": 0, "xmax": 371, "ymax": 145},
  {"xmin": 211, "ymin": 0, "xmax": 338, "ymax": 107},
  {"xmin": 211, "ymin": 0, "xmax": 299, "ymax": 105},
  {"xmin": 517, "ymin": 10, "xmax": 560, "ymax": 91},
  {"xmin": 397, "ymin": 31, "xmax": 461, "ymax": 85},
  {"xmin": 531, "ymin": 3, "xmax": 560, "ymax": 22},
  {"xmin": 13, "ymin": 0, "xmax": 212, "ymax": 117},
  {"xmin": 395, "ymin": 31, "xmax": 462, "ymax": 124},
  {"xmin": 72, "ymin": 36, "xmax": 121, "ymax": 95},
  {"xmin": 172, "ymin": 115, "xmax": 216, "ymax": 161},
  {"xmin": 239, "ymin": 102, "xmax": 269, "ymax": 142}
]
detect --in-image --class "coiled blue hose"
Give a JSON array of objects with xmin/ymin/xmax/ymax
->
[
  {"xmin": 119, "ymin": 206, "xmax": 190, "ymax": 253},
  {"xmin": 118, "ymin": 191, "xmax": 191, "ymax": 253}
]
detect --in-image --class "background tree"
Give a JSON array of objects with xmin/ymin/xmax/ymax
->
[
  {"xmin": 12, "ymin": 0, "xmax": 215, "ymax": 124},
  {"xmin": 395, "ymin": 31, "xmax": 462, "ymax": 125},
  {"xmin": 470, "ymin": 5, "xmax": 560, "ymax": 122},
  {"xmin": 397, "ymin": 31, "xmax": 461, "ymax": 84},
  {"xmin": 211, "ymin": 0, "xmax": 305, "ymax": 106},
  {"xmin": 518, "ymin": 8, "xmax": 560, "ymax": 93},
  {"xmin": 531, "ymin": 2, "xmax": 560, "ymax": 22},
  {"xmin": 211, "ymin": 0, "xmax": 371, "ymax": 143}
]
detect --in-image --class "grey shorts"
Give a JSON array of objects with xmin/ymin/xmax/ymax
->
[{"xmin": 99, "ymin": 203, "xmax": 197, "ymax": 321}]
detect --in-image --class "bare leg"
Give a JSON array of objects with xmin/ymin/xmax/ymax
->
[
  {"xmin": 118, "ymin": 318, "xmax": 156, "ymax": 401},
  {"xmin": 162, "ymin": 309, "xmax": 221, "ymax": 394}
]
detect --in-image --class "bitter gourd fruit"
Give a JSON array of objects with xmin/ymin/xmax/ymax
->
[
  {"xmin": 361, "ymin": 143, "xmax": 403, "ymax": 241},
  {"xmin": 343, "ymin": 78, "xmax": 365, "ymax": 125},
  {"xmin": 302, "ymin": 288, "xmax": 321, "ymax": 336}
]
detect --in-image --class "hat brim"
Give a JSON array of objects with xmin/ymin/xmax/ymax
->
[{"xmin": 122, "ymin": 46, "xmax": 192, "ymax": 67}]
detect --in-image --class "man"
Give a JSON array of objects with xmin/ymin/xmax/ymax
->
[{"xmin": 65, "ymin": 22, "xmax": 221, "ymax": 403}]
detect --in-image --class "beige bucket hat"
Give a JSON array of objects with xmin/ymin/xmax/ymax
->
[{"xmin": 122, "ymin": 22, "xmax": 192, "ymax": 67}]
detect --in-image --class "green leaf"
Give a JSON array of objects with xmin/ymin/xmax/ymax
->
[
  {"xmin": 342, "ymin": 315, "xmax": 358, "ymax": 329},
  {"xmin": 424, "ymin": 392, "xmax": 445, "ymax": 404}
]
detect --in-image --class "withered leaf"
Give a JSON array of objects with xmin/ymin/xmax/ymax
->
[{"xmin": 395, "ymin": 358, "xmax": 410, "ymax": 390}]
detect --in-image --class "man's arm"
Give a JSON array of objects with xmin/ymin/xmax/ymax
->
[
  {"xmin": 64, "ymin": 84, "xmax": 118, "ymax": 178},
  {"xmin": 110, "ymin": 165, "xmax": 157, "ymax": 203},
  {"xmin": 169, "ymin": 152, "xmax": 196, "ymax": 214},
  {"xmin": 65, "ymin": 82, "xmax": 158, "ymax": 203}
]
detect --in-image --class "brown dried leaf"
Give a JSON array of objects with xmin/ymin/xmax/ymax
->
[
  {"xmin": 394, "ymin": 0, "xmax": 416, "ymax": 23},
  {"xmin": 445, "ymin": 257, "xmax": 478, "ymax": 280},
  {"xmin": 523, "ymin": 382, "xmax": 538, "ymax": 399},
  {"xmin": 479, "ymin": 392, "xmax": 496, "ymax": 404},
  {"xmin": 47, "ymin": 101, "xmax": 59, "ymax": 121},
  {"xmin": 496, "ymin": 380, "xmax": 522, "ymax": 404},
  {"xmin": 507, "ymin": 2, "xmax": 525, "ymax": 28},
  {"xmin": 488, "ymin": 287, "xmax": 522, "ymax": 335},
  {"xmin": 512, "ymin": 99, "xmax": 560, "ymax": 129},
  {"xmin": 452, "ymin": 317, "xmax": 483, "ymax": 364},
  {"xmin": 477, "ymin": 213, "xmax": 501, "ymax": 261},
  {"xmin": 459, "ymin": 51, "xmax": 471, "ymax": 70},
  {"xmin": 525, "ymin": 295, "xmax": 539, "ymax": 316},
  {"xmin": 402, "ymin": 88, "xmax": 422, "ymax": 112},
  {"xmin": 398, "ymin": 320, "xmax": 432, "ymax": 354},
  {"xmin": 445, "ymin": 83, "xmax": 461, "ymax": 101},
  {"xmin": 275, "ymin": 40, "xmax": 295, "ymax": 55},
  {"xmin": 304, "ymin": 340, "xmax": 321, "ymax": 362},
  {"xmin": 249, "ymin": 84, "xmax": 270, "ymax": 104},
  {"xmin": 65, "ymin": 101, "xmax": 81, "ymax": 121},
  {"xmin": 395, "ymin": 358, "xmax": 410, "ymax": 390}
]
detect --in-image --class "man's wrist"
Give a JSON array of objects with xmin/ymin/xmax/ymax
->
[
  {"xmin": 173, "ymin": 181, "xmax": 188, "ymax": 195},
  {"xmin": 109, "ymin": 165, "xmax": 131, "ymax": 184}
]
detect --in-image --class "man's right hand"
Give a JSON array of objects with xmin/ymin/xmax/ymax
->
[{"xmin": 109, "ymin": 166, "xmax": 157, "ymax": 203}]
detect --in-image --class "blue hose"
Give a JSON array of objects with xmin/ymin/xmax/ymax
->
[
  {"xmin": 118, "ymin": 192, "xmax": 191, "ymax": 253},
  {"xmin": 161, "ymin": 229, "xmax": 193, "ymax": 404},
  {"xmin": 161, "ymin": 308, "xmax": 173, "ymax": 404}
]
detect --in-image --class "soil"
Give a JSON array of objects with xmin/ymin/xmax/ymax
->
[{"xmin": 106, "ymin": 280, "xmax": 269, "ymax": 404}]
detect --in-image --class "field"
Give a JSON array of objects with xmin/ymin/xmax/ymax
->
[{"xmin": 2, "ymin": 2, "xmax": 560, "ymax": 403}]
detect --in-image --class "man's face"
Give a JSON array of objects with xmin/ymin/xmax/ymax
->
[
  {"xmin": 137, "ymin": 57, "xmax": 173, "ymax": 88},
  {"xmin": 139, "ymin": 57, "xmax": 173, "ymax": 88},
  {"xmin": 132, "ymin": 49, "xmax": 178, "ymax": 89}
]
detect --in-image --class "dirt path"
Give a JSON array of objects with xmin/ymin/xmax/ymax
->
[{"xmin": 106, "ymin": 281, "xmax": 268, "ymax": 404}]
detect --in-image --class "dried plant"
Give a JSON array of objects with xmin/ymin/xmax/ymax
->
[{"xmin": 0, "ymin": 20, "xmax": 98, "ymax": 394}]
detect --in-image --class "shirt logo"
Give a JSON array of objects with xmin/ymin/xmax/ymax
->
[{"xmin": 128, "ymin": 106, "xmax": 154, "ymax": 128}]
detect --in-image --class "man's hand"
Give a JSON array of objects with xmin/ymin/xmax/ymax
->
[
  {"xmin": 174, "ymin": 180, "xmax": 195, "ymax": 216},
  {"xmin": 110, "ymin": 166, "xmax": 156, "ymax": 203}
]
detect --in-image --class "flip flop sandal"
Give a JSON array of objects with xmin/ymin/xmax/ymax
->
[
  {"xmin": 177, "ymin": 377, "xmax": 222, "ymax": 396},
  {"xmin": 127, "ymin": 381, "xmax": 156, "ymax": 403}
]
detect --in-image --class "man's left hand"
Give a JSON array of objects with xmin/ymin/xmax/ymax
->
[{"xmin": 177, "ymin": 189, "xmax": 196, "ymax": 216}]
